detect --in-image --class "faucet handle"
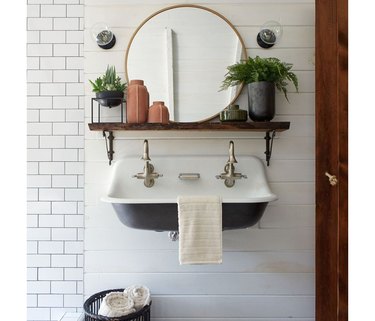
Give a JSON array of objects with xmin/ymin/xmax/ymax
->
[
  {"xmin": 152, "ymin": 172, "xmax": 163, "ymax": 179},
  {"xmin": 132, "ymin": 173, "xmax": 144, "ymax": 179}
]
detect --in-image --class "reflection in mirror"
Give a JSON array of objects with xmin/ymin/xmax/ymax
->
[{"xmin": 125, "ymin": 5, "xmax": 246, "ymax": 122}]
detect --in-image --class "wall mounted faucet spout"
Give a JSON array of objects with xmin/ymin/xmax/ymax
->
[
  {"xmin": 216, "ymin": 141, "xmax": 247, "ymax": 188},
  {"xmin": 141, "ymin": 139, "xmax": 151, "ymax": 161},
  {"xmin": 227, "ymin": 140, "xmax": 237, "ymax": 164},
  {"xmin": 133, "ymin": 140, "xmax": 162, "ymax": 187}
]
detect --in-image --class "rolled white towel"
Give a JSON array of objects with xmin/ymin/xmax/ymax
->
[
  {"xmin": 98, "ymin": 291, "xmax": 136, "ymax": 318},
  {"xmin": 124, "ymin": 285, "xmax": 151, "ymax": 310}
]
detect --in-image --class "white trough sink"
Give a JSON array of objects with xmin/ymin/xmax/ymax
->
[{"xmin": 102, "ymin": 155, "xmax": 277, "ymax": 231}]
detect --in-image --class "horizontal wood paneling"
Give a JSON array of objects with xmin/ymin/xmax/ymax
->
[
  {"xmin": 84, "ymin": 1, "xmax": 315, "ymax": 320},
  {"xmin": 261, "ymin": 205, "xmax": 315, "ymax": 228},
  {"xmin": 249, "ymin": 48, "xmax": 315, "ymax": 70},
  {"xmin": 239, "ymin": 26, "xmax": 315, "ymax": 48},
  {"xmin": 84, "ymin": 70, "xmax": 314, "ymax": 93},
  {"xmin": 84, "ymin": 48, "xmax": 314, "ymax": 71},
  {"xmin": 270, "ymin": 183, "xmax": 315, "ymax": 205},
  {"xmin": 266, "ymin": 160, "xmax": 315, "ymax": 182},
  {"xmin": 84, "ymin": 273, "xmax": 314, "ymax": 295},
  {"xmin": 83, "ymin": 137, "xmax": 314, "ymax": 160},
  {"xmin": 148, "ymin": 295, "xmax": 314, "ymax": 318},
  {"xmin": 84, "ymin": 26, "xmax": 314, "ymax": 52},
  {"xmin": 84, "ymin": 4, "xmax": 314, "ymax": 28},
  {"xmin": 84, "ymin": 250, "xmax": 314, "ymax": 273},
  {"xmin": 84, "ymin": 227, "xmax": 314, "ymax": 251}
]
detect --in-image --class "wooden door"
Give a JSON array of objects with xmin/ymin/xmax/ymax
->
[{"xmin": 315, "ymin": 0, "xmax": 348, "ymax": 320}]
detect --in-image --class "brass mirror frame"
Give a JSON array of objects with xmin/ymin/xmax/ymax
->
[{"xmin": 124, "ymin": 4, "xmax": 247, "ymax": 123}]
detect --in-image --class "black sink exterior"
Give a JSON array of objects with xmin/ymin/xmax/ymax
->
[{"xmin": 112, "ymin": 202, "xmax": 268, "ymax": 231}]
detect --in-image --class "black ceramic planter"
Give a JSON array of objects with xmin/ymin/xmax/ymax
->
[
  {"xmin": 95, "ymin": 91, "xmax": 124, "ymax": 108},
  {"xmin": 247, "ymin": 81, "xmax": 275, "ymax": 121}
]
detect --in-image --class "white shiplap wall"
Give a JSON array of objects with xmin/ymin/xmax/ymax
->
[{"xmin": 84, "ymin": 1, "xmax": 315, "ymax": 320}]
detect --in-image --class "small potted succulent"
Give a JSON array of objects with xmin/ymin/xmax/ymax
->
[
  {"xmin": 221, "ymin": 56, "xmax": 298, "ymax": 121},
  {"xmin": 89, "ymin": 65, "xmax": 127, "ymax": 107}
]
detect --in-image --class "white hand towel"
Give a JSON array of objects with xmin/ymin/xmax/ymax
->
[
  {"xmin": 124, "ymin": 285, "xmax": 151, "ymax": 310},
  {"xmin": 98, "ymin": 292, "xmax": 136, "ymax": 318},
  {"xmin": 177, "ymin": 195, "xmax": 222, "ymax": 265}
]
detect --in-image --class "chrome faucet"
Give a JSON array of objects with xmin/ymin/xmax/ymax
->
[
  {"xmin": 216, "ymin": 141, "xmax": 247, "ymax": 188},
  {"xmin": 133, "ymin": 140, "xmax": 163, "ymax": 187}
]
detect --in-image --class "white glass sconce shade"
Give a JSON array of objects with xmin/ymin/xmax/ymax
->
[
  {"xmin": 257, "ymin": 21, "xmax": 283, "ymax": 48},
  {"xmin": 91, "ymin": 22, "xmax": 116, "ymax": 49}
]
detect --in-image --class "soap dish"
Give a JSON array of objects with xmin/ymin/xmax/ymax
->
[{"xmin": 220, "ymin": 104, "xmax": 248, "ymax": 122}]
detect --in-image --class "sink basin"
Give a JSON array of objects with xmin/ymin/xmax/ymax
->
[{"xmin": 102, "ymin": 155, "xmax": 277, "ymax": 231}]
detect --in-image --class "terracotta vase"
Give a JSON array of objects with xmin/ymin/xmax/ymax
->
[
  {"xmin": 148, "ymin": 101, "xmax": 170, "ymax": 124},
  {"xmin": 126, "ymin": 80, "xmax": 149, "ymax": 123}
]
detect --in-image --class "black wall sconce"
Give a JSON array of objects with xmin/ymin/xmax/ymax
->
[
  {"xmin": 91, "ymin": 22, "xmax": 116, "ymax": 49},
  {"xmin": 257, "ymin": 21, "xmax": 283, "ymax": 49}
]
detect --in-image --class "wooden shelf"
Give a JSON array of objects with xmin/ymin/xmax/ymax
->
[
  {"xmin": 88, "ymin": 121, "xmax": 290, "ymax": 132},
  {"xmin": 89, "ymin": 121, "xmax": 290, "ymax": 166}
]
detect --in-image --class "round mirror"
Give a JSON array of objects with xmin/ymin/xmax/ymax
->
[{"xmin": 125, "ymin": 5, "xmax": 247, "ymax": 122}]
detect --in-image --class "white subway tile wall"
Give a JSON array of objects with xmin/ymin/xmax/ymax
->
[{"xmin": 27, "ymin": 1, "xmax": 84, "ymax": 321}]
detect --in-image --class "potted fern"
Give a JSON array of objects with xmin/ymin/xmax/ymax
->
[
  {"xmin": 221, "ymin": 56, "xmax": 298, "ymax": 121},
  {"xmin": 89, "ymin": 65, "xmax": 127, "ymax": 107}
]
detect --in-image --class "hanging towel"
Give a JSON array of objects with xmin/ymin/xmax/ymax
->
[
  {"xmin": 124, "ymin": 285, "xmax": 151, "ymax": 310},
  {"xmin": 177, "ymin": 195, "xmax": 222, "ymax": 264},
  {"xmin": 98, "ymin": 291, "xmax": 135, "ymax": 318}
]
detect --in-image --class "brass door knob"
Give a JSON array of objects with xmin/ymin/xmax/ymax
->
[{"xmin": 325, "ymin": 172, "xmax": 338, "ymax": 186}]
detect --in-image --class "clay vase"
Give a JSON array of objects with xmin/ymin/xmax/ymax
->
[
  {"xmin": 126, "ymin": 80, "xmax": 149, "ymax": 123},
  {"xmin": 148, "ymin": 101, "xmax": 170, "ymax": 124}
]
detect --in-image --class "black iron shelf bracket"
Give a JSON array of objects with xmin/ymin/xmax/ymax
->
[
  {"xmin": 103, "ymin": 131, "xmax": 115, "ymax": 165},
  {"xmin": 264, "ymin": 130, "xmax": 276, "ymax": 166}
]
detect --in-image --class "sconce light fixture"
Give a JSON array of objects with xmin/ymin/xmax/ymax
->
[
  {"xmin": 91, "ymin": 22, "xmax": 116, "ymax": 49},
  {"xmin": 257, "ymin": 21, "xmax": 283, "ymax": 49}
]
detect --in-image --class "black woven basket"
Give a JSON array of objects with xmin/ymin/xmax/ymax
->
[{"xmin": 83, "ymin": 289, "xmax": 151, "ymax": 321}]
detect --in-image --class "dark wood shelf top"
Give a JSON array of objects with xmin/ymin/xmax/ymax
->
[{"xmin": 88, "ymin": 121, "xmax": 290, "ymax": 132}]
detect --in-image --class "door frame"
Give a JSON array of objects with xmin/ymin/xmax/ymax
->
[{"xmin": 315, "ymin": 0, "xmax": 348, "ymax": 320}]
